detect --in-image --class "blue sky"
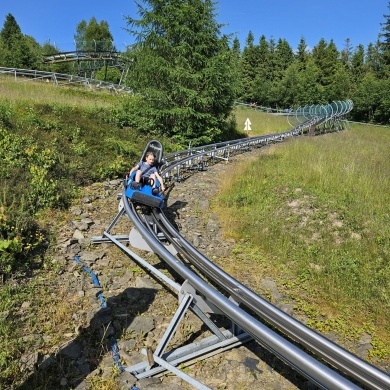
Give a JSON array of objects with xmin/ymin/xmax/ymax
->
[{"xmin": 0, "ymin": 0, "xmax": 387, "ymax": 53}]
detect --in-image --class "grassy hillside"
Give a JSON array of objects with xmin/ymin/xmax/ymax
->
[
  {"xmin": 0, "ymin": 76, "xmax": 389, "ymax": 386},
  {"xmin": 0, "ymin": 76, "xmax": 116, "ymax": 108},
  {"xmin": 234, "ymin": 104, "xmax": 294, "ymax": 136},
  {"xmin": 213, "ymin": 123, "xmax": 390, "ymax": 360}
]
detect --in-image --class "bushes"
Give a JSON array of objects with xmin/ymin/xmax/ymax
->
[
  {"xmin": 0, "ymin": 193, "xmax": 44, "ymax": 276},
  {"xmin": 0, "ymin": 93, "xmax": 145, "ymax": 278},
  {"xmin": 0, "ymin": 126, "xmax": 48, "ymax": 276},
  {"xmin": 0, "ymin": 82, "xmax": 184, "ymax": 278}
]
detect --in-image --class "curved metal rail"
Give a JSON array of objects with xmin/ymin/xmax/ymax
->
[
  {"xmin": 123, "ymin": 196, "xmax": 362, "ymax": 390},
  {"xmin": 98, "ymin": 101, "xmax": 389, "ymax": 388},
  {"xmin": 292, "ymin": 100, "xmax": 353, "ymax": 128},
  {"xmin": 43, "ymin": 51, "xmax": 126, "ymax": 63}
]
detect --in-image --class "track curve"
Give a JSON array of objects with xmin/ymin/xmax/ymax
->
[{"xmin": 99, "ymin": 101, "xmax": 390, "ymax": 389}]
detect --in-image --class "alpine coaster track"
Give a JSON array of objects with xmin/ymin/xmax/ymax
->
[{"xmin": 93, "ymin": 101, "xmax": 390, "ymax": 390}]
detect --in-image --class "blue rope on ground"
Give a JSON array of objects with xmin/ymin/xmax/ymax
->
[
  {"xmin": 74, "ymin": 255, "xmax": 128, "ymax": 375},
  {"xmin": 111, "ymin": 336, "xmax": 125, "ymax": 372},
  {"xmin": 74, "ymin": 255, "xmax": 106, "ymax": 308}
]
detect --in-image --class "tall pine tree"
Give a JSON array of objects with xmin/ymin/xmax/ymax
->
[
  {"xmin": 0, "ymin": 13, "xmax": 41, "ymax": 68},
  {"xmin": 75, "ymin": 17, "xmax": 114, "ymax": 52},
  {"xmin": 0, "ymin": 13, "xmax": 22, "ymax": 50},
  {"xmin": 124, "ymin": 0, "xmax": 238, "ymax": 145},
  {"xmin": 379, "ymin": 1, "xmax": 390, "ymax": 76}
]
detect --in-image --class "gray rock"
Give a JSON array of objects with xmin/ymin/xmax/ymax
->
[
  {"xmin": 116, "ymin": 371, "xmax": 137, "ymax": 389},
  {"xmin": 277, "ymin": 302, "xmax": 295, "ymax": 316},
  {"xmin": 126, "ymin": 316, "xmax": 155, "ymax": 335},
  {"xmin": 135, "ymin": 276, "xmax": 162, "ymax": 290},
  {"xmin": 81, "ymin": 217, "xmax": 94, "ymax": 225},
  {"xmin": 73, "ymin": 229, "xmax": 85, "ymax": 240},
  {"xmin": 78, "ymin": 251, "xmax": 101, "ymax": 262},
  {"xmin": 19, "ymin": 352, "xmax": 39, "ymax": 372},
  {"xmin": 58, "ymin": 341, "xmax": 83, "ymax": 359},
  {"xmin": 137, "ymin": 377, "xmax": 161, "ymax": 387},
  {"xmin": 125, "ymin": 288, "xmax": 141, "ymax": 302},
  {"xmin": 78, "ymin": 223, "xmax": 90, "ymax": 231},
  {"xmin": 356, "ymin": 333, "xmax": 373, "ymax": 359},
  {"xmin": 261, "ymin": 277, "xmax": 282, "ymax": 301},
  {"xmin": 119, "ymin": 339, "xmax": 137, "ymax": 352}
]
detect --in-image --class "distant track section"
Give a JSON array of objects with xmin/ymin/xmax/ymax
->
[
  {"xmin": 0, "ymin": 66, "xmax": 132, "ymax": 94},
  {"xmin": 43, "ymin": 51, "xmax": 125, "ymax": 64},
  {"xmin": 236, "ymin": 100, "xmax": 354, "ymax": 130}
]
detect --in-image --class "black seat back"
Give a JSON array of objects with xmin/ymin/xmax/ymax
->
[{"xmin": 140, "ymin": 140, "xmax": 163, "ymax": 169}]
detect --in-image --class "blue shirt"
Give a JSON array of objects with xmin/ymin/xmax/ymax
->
[{"xmin": 139, "ymin": 161, "xmax": 157, "ymax": 178}]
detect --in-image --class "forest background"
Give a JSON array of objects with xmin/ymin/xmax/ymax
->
[{"xmin": 1, "ymin": 0, "xmax": 390, "ymax": 128}]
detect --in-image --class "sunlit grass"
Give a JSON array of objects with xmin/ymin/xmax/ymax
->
[
  {"xmin": 234, "ymin": 105, "xmax": 293, "ymax": 136},
  {"xmin": 0, "ymin": 75, "xmax": 116, "ymax": 108},
  {"xmin": 213, "ymin": 124, "xmax": 390, "ymax": 355}
]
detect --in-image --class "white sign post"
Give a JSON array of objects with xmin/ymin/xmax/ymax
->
[{"xmin": 244, "ymin": 117, "xmax": 252, "ymax": 132}]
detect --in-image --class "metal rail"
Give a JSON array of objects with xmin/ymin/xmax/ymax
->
[
  {"xmin": 43, "ymin": 51, "xmax": 125, "ymax": 63},
  {"xmin": 122, "ymin": 196, "xmax": 362, "ymax": 389},
  {"xmin": 94, "ymin": 101, "xmax": 389, "ymax": 388},
  {"xmin": 0, "ymin": 67, "xmax": 133, "ymax": 93}
]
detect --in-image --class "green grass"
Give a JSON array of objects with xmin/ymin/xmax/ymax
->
[
  {"xmin": 0, "ymin": 281, "xmax": 39, "ymax": 384},
  {"xmin": 234, "ymin": 105, "xmax": 294, "ymax": 136},
  {"xmin": 0, "ymin": 75, "xmax": 117, "ymax": 108},
  {"xmin": 1, "ymin": 76, "xmax": 389, "ymax": 385},
  {"xmin": 213, "ymin": 124, "xmax": 390, "ymax": 359}
]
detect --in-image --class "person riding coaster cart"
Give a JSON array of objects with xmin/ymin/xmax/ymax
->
[{"xmin": 124, "ymin": 140, "xmax": 166, "ymax": 209}]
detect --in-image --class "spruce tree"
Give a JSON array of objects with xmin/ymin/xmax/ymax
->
[
  {"xmin": 312, "ymin": 38, "xmax": 340, "ymax": 100},
  {"xmin": 273, "ymin": 38, "xmax": 294, "ymax": 81},
  {"xmin": 249, "ymin": 35, "xmax": 273, "ymax": 106},
  {"xmin": 350, "ymin": 44, "xmax": 366, "ymax": 83},
  {"xmin": 74, "ymin": 17, "xmax": 114, "ymax": 52},
  {"xmin": 340, "ymin": 38, "xmax": 353, "ymax": 68},
  {"xmin": 239, "ymin": 31, "xmax": 261, "ymax": 102},
  {"xmin": 379, "ymin": 1, "xmax": 390, "ymax": 75},
  {"xmin": 0, "ymin": 13, "xmax": 41, "ymax": 68},
  {"xmin": 124, "ymin": 0, "xmax": 238, "ymax": 145},
  {"xmin": 295, "ymin": 37, "xmax": 309, "ymax": 70},
  {"xmin": 296, "ymin": 57, "xmax": 324, "ymax": 105},
  {"xmin": 0, "ymin": 13, "xmax": 22, "ymax": 50},
  {"xmin": 366, "ymin": 41, "xmax": 382, "ymax": 75}
]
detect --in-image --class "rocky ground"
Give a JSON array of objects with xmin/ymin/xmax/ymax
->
[{"xmin": 17, "ymin": 148, "xmax": 386, "ymax": 390}]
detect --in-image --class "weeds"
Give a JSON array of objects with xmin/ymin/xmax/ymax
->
[{"xmin": 213, "ymin": 125, "xmax": 390, "ymax": 359}]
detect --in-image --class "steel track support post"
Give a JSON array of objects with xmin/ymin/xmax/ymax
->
[
  {"xmin": 144, "ymin": 354, "xmax": 211, "ymax": 390},
  {"xmin": 106, "ymin": 206, "xmax": 125, "ymax": 234},
  {"xmin": 127, "ymin": 282, "xmax": 252, "ymax": 387},
  {"xmin": 90, "ymin": 204, "xmax": 128, "ymax": 244},
  {"xmin": 153, "ymin": 292, "xmax": 194, "ymax": 361}
]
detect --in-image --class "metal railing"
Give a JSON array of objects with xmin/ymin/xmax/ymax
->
[{"xmin": 0, "ymin": 66, "xmax": 133, "ymax": 93}]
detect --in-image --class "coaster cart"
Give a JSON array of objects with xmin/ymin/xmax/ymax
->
[{"xmin": 124, "ymin": 140, "xmax": 165, "ymax": 209}]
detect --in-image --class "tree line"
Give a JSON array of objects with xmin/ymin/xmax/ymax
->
[{"xmin": 1, "ymin": 0, "xmax": 390, "ymax": 144}]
